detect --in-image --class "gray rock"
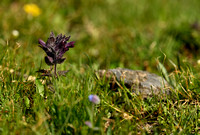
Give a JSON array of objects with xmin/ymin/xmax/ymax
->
[{"xmin": 96, "ymin": 68, "xmax": 171, "ymax": 98}]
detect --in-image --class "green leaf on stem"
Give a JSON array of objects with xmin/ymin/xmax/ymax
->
[{"xmin": 35, "ymin": 78, "xmax": 44, "ymax": 97}]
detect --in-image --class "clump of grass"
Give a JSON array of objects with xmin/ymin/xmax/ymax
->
[{"xmin": 1, "ymin": 45, "xmax": 200, "ymax": 134}]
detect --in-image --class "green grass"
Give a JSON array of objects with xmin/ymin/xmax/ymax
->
[{"xmin": 1, "ymin": 0, "xmax": 200, "ymax": 134}]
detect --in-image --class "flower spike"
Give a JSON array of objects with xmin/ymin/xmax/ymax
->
[{"xmin": 38, "ymin": 31, "xmax": 75, "ymax": 77}]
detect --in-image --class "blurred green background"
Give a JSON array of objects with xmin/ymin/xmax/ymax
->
[{"xmin": 0, "ymin": 0, "xmax": 200, "ymax": 73}]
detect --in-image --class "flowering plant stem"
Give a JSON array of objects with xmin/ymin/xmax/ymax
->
[{"xmin": 54, "ymin": 63, "xmax": 57, "ymax": 78}]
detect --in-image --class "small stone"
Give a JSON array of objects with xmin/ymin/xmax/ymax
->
[{"xmin": 96, "ymin": 68, "xmax": 172, "ymax": 98}]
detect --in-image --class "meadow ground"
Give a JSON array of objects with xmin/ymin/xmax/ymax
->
[{"xmin": 0, "ymin": 0, "xmax": 200, "ymax": 134}]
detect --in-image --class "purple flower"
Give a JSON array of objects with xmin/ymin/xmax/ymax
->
[
  {"xmin": 89, "ymin": 94, "xmax": 100, "ymax": 104},
  {"xmin": 85, "ymin": 121, "xmax": 99, "ymax": 130},
  {"xmin": 85, "ymin": 121, "xmax": 92, "ymax": 128},
  {"xmin": 38, "ymin": 32, "xmax": 75, "ymax": 65}
]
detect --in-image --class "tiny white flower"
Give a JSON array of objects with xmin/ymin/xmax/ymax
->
[
  {"xmin": 40, "ymin": 79, "xmax": 46, "ymax": 84},
  {"xmin": 12, "ymin": 80, "xmax": 17, "ymax": 83},
  {"xmin": 10, "ymin": 69, "xmax": 14, "ymax": 73},
  {"xmin": 27, "ymin": 76, "xmax": 36, "ymax": 81},
  {"xmin": 12, "ymin": 30, "xmax": 19, "ymax": 38},
  {"xmin": 197, "ymin": 60, "xmax": 200, "ymax": 65}
]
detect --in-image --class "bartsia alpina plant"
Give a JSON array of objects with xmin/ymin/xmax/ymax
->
[{"xmin": 38, "ymin": 31, "xmax": 75, "ymax": 77}]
